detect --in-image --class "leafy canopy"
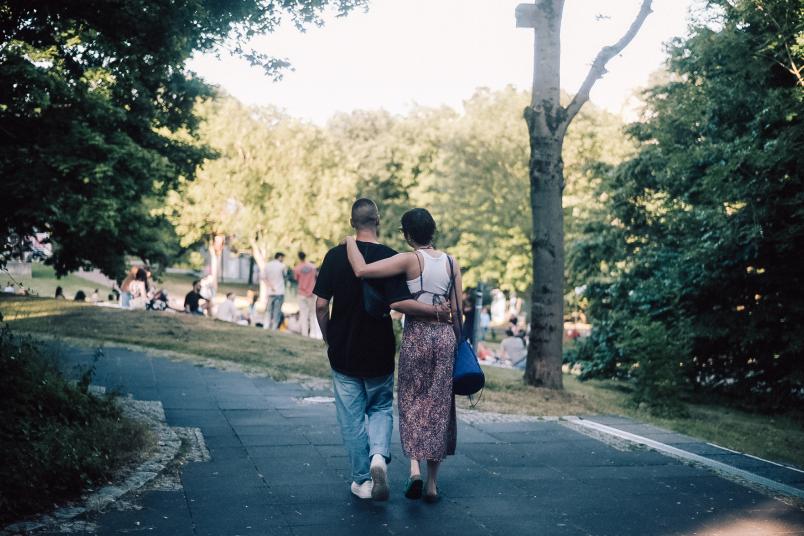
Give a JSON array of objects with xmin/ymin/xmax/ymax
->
[
  {"xmin": 0, "ymin": 0, "xmax": 366, "ymax": 278},
  {"xmin": 568, "ymin": 0, "xmax": 803, "ymax": 408}
]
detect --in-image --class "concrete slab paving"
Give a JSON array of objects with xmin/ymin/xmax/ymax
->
[{"xmin": 39, "ymin": 345, "xmax": 804, "ymax": 535}]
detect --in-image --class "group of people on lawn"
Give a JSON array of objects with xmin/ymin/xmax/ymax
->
[{"xmin": 178, "ymin": 251, "xmax": 320, "ymax": 337}]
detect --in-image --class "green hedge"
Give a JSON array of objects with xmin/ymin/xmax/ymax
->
[{"xmin": 0, "ymin": 320, "xmax": 153, "ymax": 525}]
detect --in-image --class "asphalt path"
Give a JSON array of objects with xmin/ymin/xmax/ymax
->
[{"xmin": 31, "ymin": 345, "xmax": 804, "ymax": 536}]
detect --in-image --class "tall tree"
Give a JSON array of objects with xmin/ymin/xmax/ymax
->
[
  {"xmin": 516, "ymin": 0, "xmax": 653, "ymax": 388},
  {"xmin": 167, "ymin": 95, "xmax": 352, "ymax": 300},
  {"xmin": 569, "ymin": 0, "xmax": 804, "ymax": 407},
  {"xmin": 428, "ymin": 86, "xmax": 629, "ymax": 294},
  {"xmin": 0, "ymin": 0, "xmax": 366, "ymax": 279}
]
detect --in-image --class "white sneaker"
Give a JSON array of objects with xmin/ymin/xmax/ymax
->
[
  {"xmin": 350, "ymin": 480, "xmax": 373, "ymax": 499},
  {"xmin": 370, "ymin": 455, "xmax": 389, "ymax": 501}
]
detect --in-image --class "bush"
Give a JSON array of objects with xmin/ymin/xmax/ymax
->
[
  {"xmin": 618, "ymin": 319, "xmax": 691, "ymax": 418},
  {"xmin": 0, "ymin": 320, "xmax": 154, "ymax": 525}
]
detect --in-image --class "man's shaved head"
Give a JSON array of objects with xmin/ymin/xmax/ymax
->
[{"xmin": 351, "ymin": 198, "xmax": 380, "ymax": 230}]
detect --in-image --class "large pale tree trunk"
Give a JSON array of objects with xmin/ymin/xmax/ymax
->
[
  {"xmin": 250, "ymin": 239, "xmax": 269, "ymax": 308},
  {"xmin": 520, "ymin": 0, "xmax": 653, "ymax": 388},
  {"xmin": 207, "ymin": 238, "xmax": 221, "ymax": 293},
  {"xmin": 523, "ymin": 0, "xmax": 565, "ymax": 389}
]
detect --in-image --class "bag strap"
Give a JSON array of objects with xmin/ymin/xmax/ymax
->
[
  {"xmin": 446, "ymin": 255, "xmax": 462, "ymax": 340},
  {"xmin": 416, "ymin": 251, "xmax": 424, "ymax": 294}
]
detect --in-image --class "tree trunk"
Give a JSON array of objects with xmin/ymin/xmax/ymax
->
[
  {"xmin": 250, "ymin": 239, "xmax": 269, "ymax": 309},
  {"xmin": 207, "ymin": 240, "xmax": 220, "ymax": 293},
  {"xmin": 523, "ymin": 0, "xmax": 565, "ymax": 389},
  {"xmin": 519, "ymin": 0, "xmax": 653, "ymax": 389},
  {"xmin": 524, "ymin": 121, "xmax": 565, "ymax": 389}
]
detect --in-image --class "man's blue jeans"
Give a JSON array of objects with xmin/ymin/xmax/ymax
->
[
  {"xmin": 265, "ymin": 295, "xmax": 284, "ymax": 329},
  {"xmin": 331, "ymin": 370, "xmax": 393, "ymax": 484}
]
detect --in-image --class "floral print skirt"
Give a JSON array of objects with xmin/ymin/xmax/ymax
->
[{"xmin": 398, "ymin": 318, "xmax": 457, "ymax": 462}]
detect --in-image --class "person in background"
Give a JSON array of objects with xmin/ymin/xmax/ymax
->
[
  {"xmin": 199, "ymin": 274, "xmax": 216, "ymax": 304},
  {"xmin": 90, "ymin": 288, "xmax": 100, "ymax": 303},
  {"xmin": 499, "ymin": 328, "xmax": 527, "ymax": 368},
  {"xmin": 263, "ymin": 252, "xmax": 287, "ymax": 330},
  {"xmin": 246, "ymin": 290, "xmax": 260, "ymax": 326},
  {"xmin": 184, "ymin": 280, "xmax": 205, "ymax": 315},
  {"xmin": 149, "ymin": 288, "xmax": 169, "ymax": 311},
  {"xmin": 74, "ymin": 290, "xmax": 86, "ymax": 302},
  {"xmin": 3, "ymin": 282, "xmax": 15, "ymax": 294},
  {"xmin": 479, "ymin": 306, "xmax": 491, "ymax": 341},
  {"xmin": 284, "ymin": 311, "xmax": 300, "ymax": 333},
  {"xmin": 55, "ymin": 286, "xmax": 65, "ymax": 300},
  {"xmin": 215, "ymin": 292, "xmax": 241, "ymax": 323},
  {"xmin": 490, "ymin": 288, "xmax": 507, "ymax": 324},
  {"xmin": 293, "ymin": 251, "xmax": 317, "ymax": 337},
  {"xmin": 461, "ymin": 290, "xmax": 475, "ymax": 342},
  {"xmin": 476, "ymin": 341, "xmax": 495, "ymax": 364},
  {"xmin": 507, "ymin": 290, "xmax": 523, "ymax": 318},
  {"xmin": 129, "ymin": 268, "xmax": 149, "ymax": 310},
  {"xmin": 119, "ymin": 266, "xmax": 137, "ymax": 308}
]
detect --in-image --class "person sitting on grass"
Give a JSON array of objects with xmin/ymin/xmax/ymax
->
[
  {"xmin": 55, "ymin": 286, "xmax": 65, "ymax": 300},
  {"xmin": 184, "ymin": 280, "xmax": 206, "ymax": 316},
  {"xmin": 215, "ymin": 292, "xmax": 241, "ymax": 323},
  {"xmin": 498, "ymin": 328, "xmax": 527, "ymax": 368}
]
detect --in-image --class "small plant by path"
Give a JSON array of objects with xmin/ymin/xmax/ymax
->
[{"xmin": 0, "ymin": 317, "xmax": 155, "ymax": 525}]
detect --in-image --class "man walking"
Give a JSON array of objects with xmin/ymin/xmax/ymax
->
[
  {"xmin": 293, "ymin": 251, "xmax": 317, "ymax": 337},
  {"xmin": 262, "ymin": 252, "xmax": 286, "ymax": 330},
  {"xmin": 314, "ymin": 198, "xmax": 448, "ymax": 501}
]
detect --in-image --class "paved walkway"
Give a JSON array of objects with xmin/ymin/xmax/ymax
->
[{"xmin": 35, "ymin": 346, "xmax": 804, "ymax": 535}]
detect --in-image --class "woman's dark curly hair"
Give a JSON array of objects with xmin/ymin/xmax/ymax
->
[{"xmin": 401, "ymin": 208, "xmax": 436, "ymax": 246}]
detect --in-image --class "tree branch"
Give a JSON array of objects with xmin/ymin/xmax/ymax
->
[{"xmin": 561, "ymin": 0, "xmax": 653, "ymax": 133}]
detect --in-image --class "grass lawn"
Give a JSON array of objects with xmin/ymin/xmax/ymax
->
[
  {"xmin": 2, "ymin": 296, "xmax": 329, "ymax": 381},
  {"xmin": 6, "ymin": 263, "xmax": 116, "ymax": 300},
  {"xmin": 3, "ymin": 295, "xmax": 802, "ymax": 469},
  {"xmin": 5, "ymin": 263, "xmax": 301, "ymax": 315}
]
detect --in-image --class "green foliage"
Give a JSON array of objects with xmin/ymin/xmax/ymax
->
[
  {"xmin": 168, "ymin": 87, "xmax": 628, "ymax": 292},
  {"xmin": 620, "ymin": 318, "xmax": 690, "ymax": 417},
  {"xmin": 0, "ymin": 323, "xmax": 152, "ymax": 524},
  {"xmin": 165, "ymin": 95, "xmax": 354, "ymax": 266},
  {"xmin": 569, "ymin": 0, "xmax": 804, "ymax": 407},
  {"xmin": 429, "ymin": 86, "xmax": 631, "ymax": 292},
  {"xmin": 0, "ymin": 0, "xmax": 366, "ymax": 279}
]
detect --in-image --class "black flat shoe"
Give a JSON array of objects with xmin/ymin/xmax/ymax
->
[
  {"xmin": 423, "ymin": 490, "xmax": 441, "ymax": 504},
  {"xmin": 404, "ymin": 476, "xmax": 423, "ymax": 500}
]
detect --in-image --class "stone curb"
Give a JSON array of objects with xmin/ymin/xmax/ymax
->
[
  {"xmin": 563, "ymin": 416, "xmax": 804, "ymax": 509},
  {"xmin": 2, "ymin": 394, "xmax": 182, "ymax": 535}
]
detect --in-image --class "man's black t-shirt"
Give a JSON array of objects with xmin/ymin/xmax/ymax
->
[
  {"xmin": 313, "ymin": 241, "xmax": 412, "ymax": 378},
  {"xmin": 184, "ymin": 290, "xmax": 202, "ymax": 313}
]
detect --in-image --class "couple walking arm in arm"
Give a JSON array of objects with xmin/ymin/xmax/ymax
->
[{"xmin": 314, "ymin": 199, "xmax": 461, "ymax": 503}]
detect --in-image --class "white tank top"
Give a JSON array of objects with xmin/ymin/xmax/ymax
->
[{"xmin": 406, "ymin": 251, "xmax": 452, "ymax": 304}]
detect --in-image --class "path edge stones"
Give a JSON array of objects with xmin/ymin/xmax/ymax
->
[{"xmin": 563, "ymin": 416, "xmax": 804, "ymax": 510}]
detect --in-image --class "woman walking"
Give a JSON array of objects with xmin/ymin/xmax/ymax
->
[{"xmin": 345, "ymin": 208, "xmax": 463, "ymax": 503}]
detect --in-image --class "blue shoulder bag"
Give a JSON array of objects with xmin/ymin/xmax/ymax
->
[{"xmin": 446, "ymin": 256, "xmax": 485, "ymax": 397}]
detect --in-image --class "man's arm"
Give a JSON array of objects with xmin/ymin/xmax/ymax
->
[
  {"xmin": 315, "ymin": 297, "xmax": 330, "ymax": 343},
  {"xmin": 390, "ymin": 299, "xmax": 450, "ymax": 322}
]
